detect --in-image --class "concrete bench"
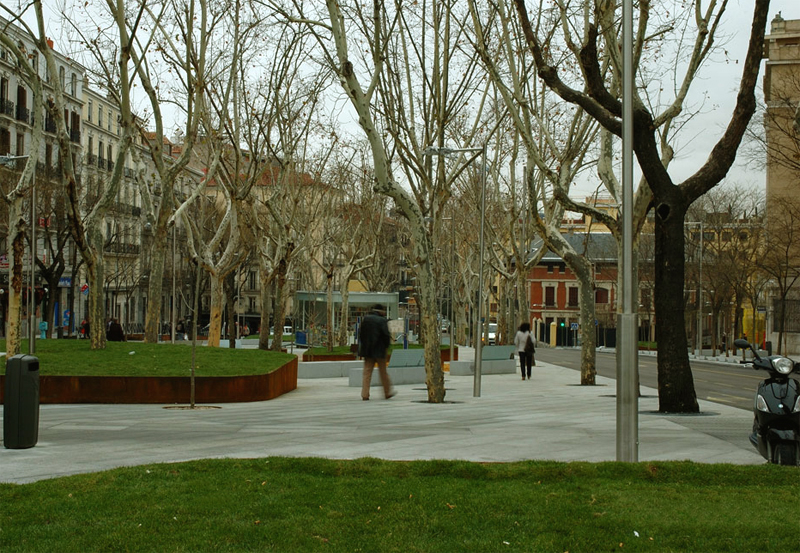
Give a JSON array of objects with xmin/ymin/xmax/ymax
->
[
  {"xmin": 450, "ymin": 345, "xmax": 517, "ymax": 376},
  {"xmin": 299, "ymin": 360, "xmax": 363, "ymax": 379},
  {"xmin": 349, "ymin": 348, "xmax": 426, "ymax": 387}
]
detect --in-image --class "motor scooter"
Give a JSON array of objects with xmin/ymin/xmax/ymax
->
[{"xmin": 734, "ymin": 338, "xmax": 800, "ymax": 466}]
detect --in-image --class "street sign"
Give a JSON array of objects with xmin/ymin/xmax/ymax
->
[{"xmin": 570, "ymin": 322, "xmax": 579, "ymax": 330}]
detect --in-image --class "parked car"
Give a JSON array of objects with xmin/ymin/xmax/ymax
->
[{"xmin": 484, "ymin": 323, "xmax": 497, "ymax": 345}]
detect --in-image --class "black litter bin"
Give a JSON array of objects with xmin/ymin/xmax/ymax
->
[{"xmin": 3, "ymin": 354, "xmax": 40, "ymax": 449}]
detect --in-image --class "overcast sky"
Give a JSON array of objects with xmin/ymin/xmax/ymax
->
[
  {"xmin": 18, "ymin": 1, "xmax": 797, "ymax": 198},
  {"xmin": 657, "ymin": 0, "xmax": 795, "ymax": 195}
]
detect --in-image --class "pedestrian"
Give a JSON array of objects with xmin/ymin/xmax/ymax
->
[
  {"xmin": 38, "ymin": 320, "xmax": 48, "ymax": 340},
  {"xmin": 80, "ymin": 318, "xmax": 89, "ymax": 339},
  {"xmin": 106, "ymin": 319, "xmax": 126, "ymax": 342},
  {"xmin": 357, "ymin": 304, "xmax": 396, "ymax": 401},
  {"xmin": 514, "ymin": 322, "xmax": 536, "ymax": 380}
]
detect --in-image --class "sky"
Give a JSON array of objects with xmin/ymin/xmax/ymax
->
[
  {"xmin": 659, "ymin": 0, "xmax": 795, "ymax": 195},
  {"xmin": 15, "ymin": 0, "xmax": 797, "ymax": 198}
]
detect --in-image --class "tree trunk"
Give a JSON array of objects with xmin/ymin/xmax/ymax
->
[
  {"xmin": 226, "ymin": 272, "xmax": 236, "ymax": 349},
  {"xmin": 575, "ymin": 266, "xmax": 597, "ymax": 385},
  {"xmin": 272, "ymin": 272, "xmax": 287, "ymax": 352},
  {"xmin": 326, "ymin": 269, "xmax": 334, "ymax": 352},
  {"xmin": 654, "ymin": 199, "xmax": 699, "ymax": 412},
  {"xmin": 6, "ymin": 208, "xmax": 25, "ymax": 356},
  {"xmin": 206, "ymin": 274, "xmax": 224, "ymax": 348},
  {"xmin": 44, "ymin": 273, "xmax": 59, "ymax": 339},
  {"xmin": 417, "ymin": 264, "xmax": 446, "ymax": 402},
  {"xmin": 258, "ymin": 266, "xmax": 271, "ymax": 350},
  {"xmin": 338, "ymin": 284, "xmax": 351, "ymax": 347},
  {"xmin": 85, "ymin": 225, "xmax": 106, "ymax": 350},
  {"xmin": 144, "ymin": 223, "xmax": 169, "ymax": 343}
]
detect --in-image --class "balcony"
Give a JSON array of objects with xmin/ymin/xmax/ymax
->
[
  {"xmin": 15, "ymin": 105, "xmax": 29, "ymax": 124},
  {"xmin": 45, "ymin": 118, "xmax": 57, "ymax": 133},
  {"xmin": 0, "ymin": 98, "xmax": 13, "ymax": 117},
  {"xmin": 70, "ymin": 130, "xmax": 80, "ymax": 143},
  {"xmin": 97, "ymin": 157, "xmax": 106, "ymax": 170},
  {"xmin": 105, "ymin": 242, "xmax": 141, "ymax": 255}
]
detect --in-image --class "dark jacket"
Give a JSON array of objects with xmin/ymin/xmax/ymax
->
[
  {"xmin": 358, "ymin": 312, "xmax": 392, "ymax": 359},
  {"xmin": 107, "ymin": 322, "xmax": 126, "ymax": 342}
]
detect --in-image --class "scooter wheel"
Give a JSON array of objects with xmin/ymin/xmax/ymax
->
[{"xmin": 774, "ymin": 443, "xmax": 799, "ymax": 466}]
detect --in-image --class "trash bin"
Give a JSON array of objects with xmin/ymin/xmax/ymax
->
[{"xmin": 3, "ymin": 354, "xmax": 40, "ymax": 449}]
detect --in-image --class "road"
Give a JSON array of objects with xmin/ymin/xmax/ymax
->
[{"xmin": 533, "ymin": 347, "xmax": 762, "ymax": 411}]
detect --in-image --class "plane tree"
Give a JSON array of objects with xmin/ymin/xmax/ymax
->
[
  {"xmin": 272, "ymin": 0, "xmax": 492, "ymax": 402},
  {"xmin": 501, "ymin": 0, "xmax": 771, "ymax": 411}
]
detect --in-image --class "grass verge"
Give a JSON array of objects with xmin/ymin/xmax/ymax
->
[
  {"xmin": 0, "ymin": 340, "xmax": 294, "ymax": 377},
  {"xmin": 0, "ymin": 457, "xmax": 797, "ymax": 552}
]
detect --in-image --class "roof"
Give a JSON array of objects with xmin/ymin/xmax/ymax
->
[{"xmin": 532, "ymin": 232, "xmax": 618, "ymax": 263}]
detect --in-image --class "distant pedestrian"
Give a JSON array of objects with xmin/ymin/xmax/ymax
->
[
  {"xmin": 38, "ymin": 320, "xmax": 48, "ymax": 340},
  {"xmin": 357, "ymin": 304, "xmax": 396, "ymax": 401},
  {"xmin": 106, "ymin": 319, "xmax": 126, "ymax": 342},
  {"xmin": 514, "ymin": 322, "xmax": 536, "ymax": 380},
  {"xmin": 80, "ymin": 318, "xmax": 89, "ymax": 339}
]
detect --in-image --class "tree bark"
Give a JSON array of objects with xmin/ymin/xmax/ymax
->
[
  {"xmin": 206, "ymin": 275, "xmax": 224, "ymax": 348},
  {"xmin": 654, "ymin": 195, "xmax": 699, "ymax": 412}
]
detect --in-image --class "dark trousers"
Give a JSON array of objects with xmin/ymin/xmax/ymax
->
[{"xmin": 519, "ymin": 351, "xmax": 533, "ymax": 378}]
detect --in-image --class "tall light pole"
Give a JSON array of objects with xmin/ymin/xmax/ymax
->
[
  {"xmin": 617, "ymin": 0, "xmax": 638, "ymax": 462},
  {"xmin": 423, "ymin": 144, "xmax": 487, "ymax": 397}
]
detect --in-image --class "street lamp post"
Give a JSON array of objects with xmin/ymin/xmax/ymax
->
[{"xmin": 423, "ymin": 144, "xmax": 487, "ymax": 397}]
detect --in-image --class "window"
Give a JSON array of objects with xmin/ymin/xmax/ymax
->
[
  {"xmin": 97, "ymin": 105, "xmax": 103, "ymax": 128},
  {"xmin": 248, "ymin": 271, "xmax": 256, "ymax": 291},
  {"xmin": 59, "ymin": 66, "xmax": 65, "ymax": 90},
  {"xmin": 107, "ymin": 144, "xmax": 113, "ymax": 166},
  {"xmin": 547, "ymin": 264, "xmax": 554, "ymax": 274},
  {"xmin": 88, "ymin": 136, "xmax": 93, "ymax": 159},
  {"xmin": 87, "ymin": 100, "xmax": 93, "ymax": 122},
  {"xmin": 0, "ymin": 128, "xmax": 10, "ymax": 154},
  {"xmin": 595, "ymin": 288, "xmax": 609, "ymax": 304},
  {"xmin": 545, "ymin": 286, "xmax": 555, "ymax": 307},
  {"xmin": 15, "ymin": 133, "xmax": 23, "ymax": 156},
  {"xmin": 568, "ymin": 287, "xmax": 579, "ymax": 307},
  {"xmin": 70, "ymin": 73, "xmax": 77, "ymax": 96},
  {"xmin": 45, "ymin": 143, "xmax": 52, "ymax": 170}
]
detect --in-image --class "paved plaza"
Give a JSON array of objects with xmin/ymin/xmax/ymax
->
[{"xmin": 0, "ymin": 348, "xmax": 763, "ymax": 484}]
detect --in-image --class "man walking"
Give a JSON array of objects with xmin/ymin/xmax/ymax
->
[{"xmin": 358, "ymin": 304, "xmax": 396, "ymax": 401}]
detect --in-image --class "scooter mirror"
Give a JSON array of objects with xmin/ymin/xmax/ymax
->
[{"xmin": 733, "ymin": 338, "xmax": 750, "ymax": 349}]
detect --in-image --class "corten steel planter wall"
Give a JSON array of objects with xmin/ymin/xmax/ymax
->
[{"xmin": 0, "ymin": 357, "xmax": 297, "ymax": 404}]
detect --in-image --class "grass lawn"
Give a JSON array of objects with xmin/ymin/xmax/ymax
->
[
  {"xmin": 0, "ymin": 340, "xmax": 295, "ymax": 377},
  {"xmin": 0, "ymin": 457, "xmax": 798, "ymax": 552}
]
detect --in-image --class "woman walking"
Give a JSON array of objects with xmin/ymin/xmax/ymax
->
[{"xmin": 513, "ymin": 322, "xmax": 536, "ymax": 380}]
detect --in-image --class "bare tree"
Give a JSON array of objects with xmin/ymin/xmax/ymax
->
[
  {"xmin": 506, "ymin": 0, "xmax": 770, "ymax": 412},
  {"xmin": 760, "ymin": 197, "xmax": 800, "ymax": 354},
  {"xmin": 274, "ymin": 1, "xmax": 491, "ymax": 402},
  {"xmin": 467, "ymin": 1, "xmax": 602, "ymax": 384}
]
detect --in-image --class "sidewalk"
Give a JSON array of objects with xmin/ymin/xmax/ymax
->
[{"xmin": 0, "ymin": 346, "xmax": 763, "ymax": 484}]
